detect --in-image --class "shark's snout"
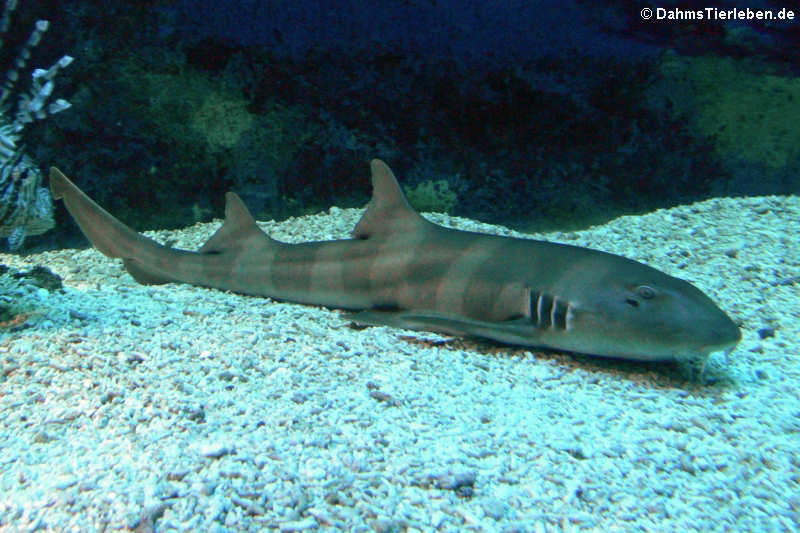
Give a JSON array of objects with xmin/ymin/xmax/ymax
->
[{"xmin": 697, "ymin": 309, "xmax": 741, "ymax": 355}]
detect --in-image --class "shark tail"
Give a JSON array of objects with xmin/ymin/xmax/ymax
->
[
  {"xmin": 50, "ymin": 167, "xmax": 187, "ymax": 284},
  {"xmin": 49, "ymin": 168, "xmax": 165, "ymax": 259},
  {"xmin": 50, "ymin": 168, "xmax": 276, "ymax": 286}
]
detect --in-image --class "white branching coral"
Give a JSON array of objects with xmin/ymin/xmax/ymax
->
[{"xmin": 0, "ymin": 0, "xmax": 72, "ymax": 250}]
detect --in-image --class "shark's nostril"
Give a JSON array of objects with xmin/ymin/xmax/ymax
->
[{"xmin": 625, "ymin": 298, "xmax": 639, "ymax": 308}]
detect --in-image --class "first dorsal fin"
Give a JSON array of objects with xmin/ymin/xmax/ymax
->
[
  {"xmin": 352, "ymin": 159, "xmax": 427, "ymax": 239},
  {"xmin": 199, "ymin": 192, "xmax": 275, "ymax": 254}
]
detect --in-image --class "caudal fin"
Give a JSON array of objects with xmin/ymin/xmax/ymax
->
[
  {"xmin": 50, "ymin": 167, "xmax": 277, "ymax": 287},
  {"xmin": 50, "ymin": 167, "xmax": 178, "ymax": 284},
  {"xmin": 50, "ymin": 168, "xmax": 167, "ymax": 258}
]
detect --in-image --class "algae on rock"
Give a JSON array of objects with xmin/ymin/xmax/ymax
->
[{"xmin": 657, "ymin": 51, "xmax": 800, "ymax": 170}]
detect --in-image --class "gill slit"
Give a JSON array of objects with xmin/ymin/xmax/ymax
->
[{"xmin": 525, "ymin": 286, "xmax": 570, "ymax": 331}]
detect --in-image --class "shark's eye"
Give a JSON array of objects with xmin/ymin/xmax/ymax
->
[{"xmin": 636, "ymin": 285, "xmax": 656, "ymax": 299}]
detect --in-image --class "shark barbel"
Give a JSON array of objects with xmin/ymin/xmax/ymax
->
[{"xmin": 50, "ymin": 160, "xmax": 740, "ymax": 362}]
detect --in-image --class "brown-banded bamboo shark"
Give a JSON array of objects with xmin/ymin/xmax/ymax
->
[{"xmin": 49, "ymin": 160, "xmax": 740, "ymax": 363}]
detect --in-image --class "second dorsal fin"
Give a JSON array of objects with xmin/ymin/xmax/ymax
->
[{"xmin": 199, "ymin": 192, "xmax": 275, "ymax": 254}]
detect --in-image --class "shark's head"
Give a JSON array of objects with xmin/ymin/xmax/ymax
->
[{"xmin": 552, "ymin": 253, "xmax": 741, "ymax": 362}]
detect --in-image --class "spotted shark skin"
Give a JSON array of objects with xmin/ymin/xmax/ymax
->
[{"xmin": 49, "ymin": 160, "xmax": 740, "ymax": 362}]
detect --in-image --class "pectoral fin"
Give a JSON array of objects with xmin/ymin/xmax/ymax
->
[{"xmin": 347, "ymin": 310, "xmax": 537, "ymax": 347}]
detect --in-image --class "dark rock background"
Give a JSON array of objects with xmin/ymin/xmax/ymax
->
[{"xmin": 12, "ymin": 0, "xmax": 800, "ymax": 251}]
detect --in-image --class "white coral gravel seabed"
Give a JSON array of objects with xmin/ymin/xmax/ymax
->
[{"xmin": 0, "ymin": 194, "xmax": 798, "ymax": 532}]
